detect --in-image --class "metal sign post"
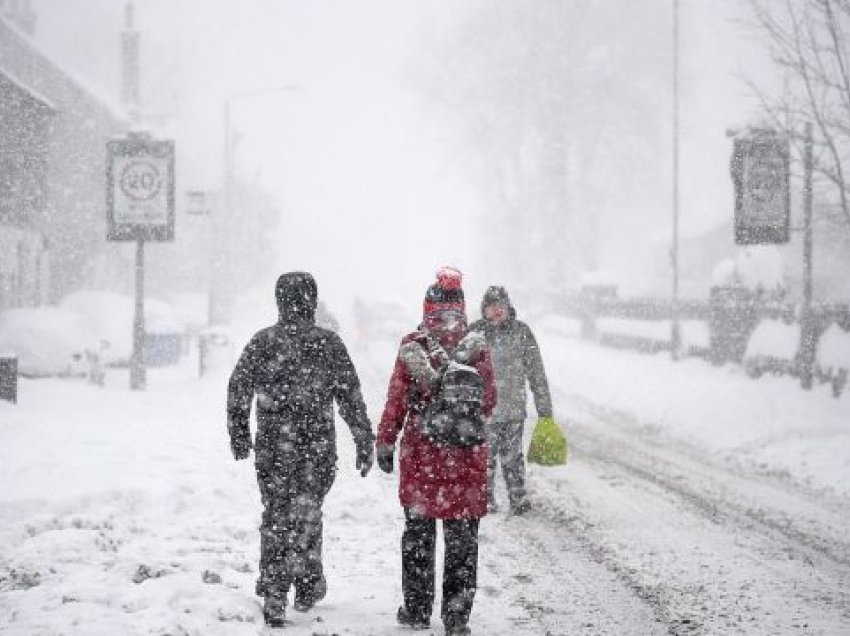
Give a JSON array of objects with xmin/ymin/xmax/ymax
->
[
  {"xmin": 131, "ymin": 237, "xmax": 145, "ymax": 389},
  {"xmin": 107, "ymin": 132, "xmax": 175, "ymax": 390}
]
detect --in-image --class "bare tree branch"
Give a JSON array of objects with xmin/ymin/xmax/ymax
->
[
  {"xmin": 746, "ymin": 0, "xmax": 850, "ymax": 233},
  {"xmin": 791, "ymin": 0, "xmax": 850, "ymax": 231},
  {"xmin": 822, "ymin": 0, "xmax": 850, "ymax": 121}
]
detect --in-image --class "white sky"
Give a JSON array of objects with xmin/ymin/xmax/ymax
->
[
  {"xmin": 34, "ymin": 0, "xmax": 488, "ymax": 313},
  {"xmin": 31, "ymin": 0, "xmax": 771, "ymax": 310}
]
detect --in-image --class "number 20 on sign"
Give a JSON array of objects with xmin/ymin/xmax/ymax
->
[{"xmin": 107, "ymin": 135, "xmax": 175, "ymax": 242}]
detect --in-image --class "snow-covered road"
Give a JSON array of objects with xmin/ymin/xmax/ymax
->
[
  {"xmin": 536, "ymin": 402, "xmax": 850, "ymax": 634},
  {"xmin": 2, "ymin": 325, "xmax": 849, "ymax": 635}
]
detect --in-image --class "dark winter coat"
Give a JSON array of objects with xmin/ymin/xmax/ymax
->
[
  {"xmin": 227, "ymin": 272, "xmax": 374, "ymax": 473},
  {"xmin": 469, "ymin": 287, "xmax": 552, "ymax": 423},
  {"xmin": 377, "ymin": 328, "xmax": 497, "ymax": 519}
]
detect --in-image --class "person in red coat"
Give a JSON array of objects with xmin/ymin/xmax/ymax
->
[{"xmin": 376, "ymin": 267, "xmax": 496, "ymax": 636}]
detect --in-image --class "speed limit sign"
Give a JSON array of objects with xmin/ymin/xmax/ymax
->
[{"xmin": 107, "ymin": 134, "xmax": 175, "ymax": 241}]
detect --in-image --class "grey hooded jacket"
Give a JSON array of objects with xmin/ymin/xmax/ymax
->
[{"xmin": 469, "ymin": 286, "xmax": 552, "ymax": 423}]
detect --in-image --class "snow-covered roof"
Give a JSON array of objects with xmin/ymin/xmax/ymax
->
[
  {"xmin": 0, "ymin": 61, "xmax": 56, "ymax": 110},
  {"xmin": 0, "ymin": 14, "xmax": 128, "ymax": 122}
]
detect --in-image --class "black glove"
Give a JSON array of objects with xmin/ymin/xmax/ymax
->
[
  {"xmin": 230, "ymin": 429, "xmax": 252, "ymax": 461},
  {"xmin": 377, "ymin": 445, "xmax": 394, "ymax": 474},
  {"xmin": 231, "ymin": 439, "xmax": 251, "ymax": 461},
  {"xmin": 356, "ymin": 440, "xmax": 374, "ymax": 477}
]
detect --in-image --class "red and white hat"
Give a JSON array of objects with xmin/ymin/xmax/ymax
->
[{"xmin": 423, "ymin": 266, "xmax": 465, "ymax": 317}]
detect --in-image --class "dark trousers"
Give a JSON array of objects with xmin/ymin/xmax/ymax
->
[
  {"xmin": 254, "ymin": 443, "xmax": 335, "ymax": 601},
  {"xmin": 402, "ymin": 507, "xmax": 480, "ymax": 628},
  {"xmin": 487, "ymin": 419, "xmax": 527, "ymax": 506}
]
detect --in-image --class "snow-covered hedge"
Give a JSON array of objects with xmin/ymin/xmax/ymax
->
[
  {"xmin": 743, "ymin": 319, "xmax": 799, "ymax": 377},
  {"xmin": 745, "ymin": 319, "xmax": 799, "ymax": 360},
  {"xmin": 817, "ymin": 323, "xmax": 850, "ymax": 371},
  {"xmin": 711, "ymin": 246, "xmax": 785, "ymax": 296}
]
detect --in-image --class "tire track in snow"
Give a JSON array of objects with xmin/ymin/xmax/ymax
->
[
  {"xmin": 525, "ymin": 390, "xmax": 850, "ymax": 634},
  {"xmin": 478, "ymin": 507, "xmax": 666, "ymax": 635},
  {"xmin": 511, "ymin": 483, "xmax": 717, "ymax": 635},
  {"xmin": 567, "ymin": 392, "xmax": 850, "ymax": 570}
]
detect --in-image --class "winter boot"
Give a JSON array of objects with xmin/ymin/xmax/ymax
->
[
  {"xmin": 397, "ymin": 605, "xmax": 430, "ymax": 629},
  {"xmin": 263, "ymin": 595, "xmax": 286, "ymax": 628},
  {"xmin": 510, "ymin": 498, "xmax": 531, "ymax": 516},
  {"xmin": 444, "ymin": 619, "xmax": 472, "ymax": 635},
  {"xmin": 294, "ymin": 574, "xmax": 327, "ymax": 612}
]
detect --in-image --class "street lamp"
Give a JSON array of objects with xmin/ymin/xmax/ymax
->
[
  {"xmin": 208, "ymin": 85, "xmax": 299, "ymax": 326},
  {"xmin": 184, "ymin": 189, "xmax": 217, "ymax": 326},
  {"xmin": 671, "ymin": 0, "xmax": 682, "ymax": 360}
]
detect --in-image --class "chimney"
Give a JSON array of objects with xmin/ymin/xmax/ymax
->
[{"xmin": 3, "ymin": 0, "xmax": 38, "ymax": 36}]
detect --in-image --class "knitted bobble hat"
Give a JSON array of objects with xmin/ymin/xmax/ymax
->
[{"xmin": 422, "ymin": 266, "xmax": 465, "ymax": 318}]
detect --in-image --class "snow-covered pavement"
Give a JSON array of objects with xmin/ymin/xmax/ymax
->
[{"xmin": 2, "ymin": 321, "xmax": 849, "ymax": 635}]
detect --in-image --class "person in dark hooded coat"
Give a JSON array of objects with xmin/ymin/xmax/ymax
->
[
  {"xmin": 227, "ymin": 271, "xmax": 375, "ymax": 627},
  {"xmin": 469, "ymin": 286, "xmax": 553, "ymax": 515}
]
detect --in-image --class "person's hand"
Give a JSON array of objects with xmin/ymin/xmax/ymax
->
[
  {"xmin": 231, "ymin": 439, "xmax": 251, "ymax": 461},
  {"xmin": 356, "ymin": 440, "xmax": 374, "ymax": 477},
  {"xmin": 377, "ymin": 445, "xmax": 395, "ymax": 474}
]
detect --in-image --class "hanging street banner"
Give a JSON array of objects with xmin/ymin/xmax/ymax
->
[
  {"xmin": 107, "ymin": 134, "xmax": 175, "ymax": 241},
  {"xmin": 730, "ymin": 129, "xmax": 790, "ymax": 245}
]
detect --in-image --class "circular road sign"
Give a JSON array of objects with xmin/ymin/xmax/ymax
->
[{"xmin": 119, "ymin": 160, "xmax": 163, "ymax": 201}]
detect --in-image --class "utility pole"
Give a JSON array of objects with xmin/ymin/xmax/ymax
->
[
  {"xmin": 208, "ymin": 99, "xmax": 233, "ymax": 326},
  {"xmin": 800, "ymin": 122, "xmax": 815, "ymax": 390},
  {"xmin": 671, "ymin": 0, "xmax": 682, "ymax": 360},
  {"xmin": 208, "ymin": 86, "xmax": 299, "ymax": 326}
]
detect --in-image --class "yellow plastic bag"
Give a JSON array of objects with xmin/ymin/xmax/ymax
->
[{"xmin": 527, "ymin": 417, "xmax": 568, "ymax": 466}]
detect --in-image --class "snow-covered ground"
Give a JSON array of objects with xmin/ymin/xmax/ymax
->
[
  {"xmin": 536, "ymin": 316, "xmax": 850, "ymax": 498},
  {"xmin": 1, "ymin": 313, "xmax": 849, "ymax": 634}
]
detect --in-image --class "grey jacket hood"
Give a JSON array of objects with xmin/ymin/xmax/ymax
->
[
  {"xmin": 480, "ymin": 285, "xmax": 517, "ymax": 321},
  {"xmin": 471, "ymin": 286, "xmax": 552, "ymax": 421}
]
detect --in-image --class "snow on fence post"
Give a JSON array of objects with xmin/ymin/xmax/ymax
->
[
  {"xmin": 708, "ymin": 285, "xmax": 759, "ymax": 365},
  {"xmin": 579, "ymin": 295, "xmax": 598, "ymax": 340},
  {"xmin": 579, "ymin": 272, "xmax": 618, "ymax": 340},
  {"xmin": 0, "ymin": 355, "xmax": 17, "ymax": 404},
  {"xmin": 198, "ymin": 327, "xmax": 233, "ymax": 378}
]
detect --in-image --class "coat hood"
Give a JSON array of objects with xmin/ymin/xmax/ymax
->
[
  {"xmin": 275, "ymin": 271, "xmax": 317, "ymax": 323},
  {"xmin": 480, "ymin": 285, "xmax": 517, "ymax": 321}
]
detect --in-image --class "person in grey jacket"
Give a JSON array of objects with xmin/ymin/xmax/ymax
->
[
  {"xmin": 469, "ymin": 286, "xmax": 553, "ymax": 514},
  {"xmin": 227, "ymin": 271, "xmax": 375, "ymax": 627}
]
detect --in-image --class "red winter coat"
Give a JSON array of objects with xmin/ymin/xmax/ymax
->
[{"xmin": 377, "ymin": 330, "xmax": 497, "ymax": 519}]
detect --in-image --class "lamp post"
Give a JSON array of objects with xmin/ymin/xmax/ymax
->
[
  {"xmin": 185, "ymin": 189, "xmax": 216, "ymax": 326},
  {"xmin": 800, "ymin": 122, "xmax": 815, "ymax": 390},
  {"xmin": 207, "ymin": 85, "xmax": 299, "ymax": 326},
  {"xmin": 671, "ymin": 0, "xmax": 682, "ymax": 360}
]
